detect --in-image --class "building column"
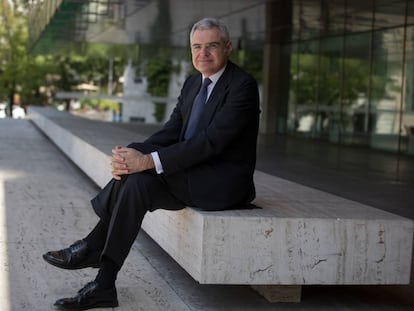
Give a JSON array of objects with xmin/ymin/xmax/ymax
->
[{"xmin": 260, "ymin": 0, "xmax": 292, "ymax": 135}]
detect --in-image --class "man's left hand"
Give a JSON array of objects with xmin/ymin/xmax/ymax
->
[{"xmin": 110, "ymin": 146, "xmax": 155, "ymax": 180}]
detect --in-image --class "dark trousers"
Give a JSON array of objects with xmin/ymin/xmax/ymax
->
[{"xmin": 90, "ymin": 143, "xmax": 193, "ymax": 269}]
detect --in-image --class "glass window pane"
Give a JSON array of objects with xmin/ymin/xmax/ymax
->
[
  {"xmin": 293, "ymin": 0, "xmax": 322, "ymax": 41},
  {"xmin": 316, "ymin": 37, "xmax": 342, "ymax": 141},
  {"xmin": 345, "ymin": 0, "xmax": 375, "ymax": 33},
  {"xmin": 371, "ymin": 27, "xmax": 404, "ymax": 152},
  {"xmin": 342, "ymin": 32, "xmax": 372, "ymax": 145},
  {"xmin": 286, "ymin": 0, "xmax": 412, "ymax": 155},
  {"xmin": 404, "ymin": 25, "xmax": 414, "ymax": 154},
  {"xmin": 291, "ymin": 0, "xmax": 302, "ymax": 41},
  {"xmin": 287, "ymin": 43, "xmax": 299, "ymax": 134},
  {"xmin": 291, "ymin": 41, "xmax": 319, "ymax": 136},
  {"xmin": 320, "ymin": 0, "xmax": 345, "ymax": 37},
  {"xmin": 407, "ymin": 1, "xmax": 414, "ymax": 24},
  {"xmin": 375, "ymin": 0, "xmax": 407, "ymax": 29}
]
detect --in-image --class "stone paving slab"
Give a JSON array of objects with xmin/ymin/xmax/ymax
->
[{"xmin": 0, "ymin": 119, "xmax": 190, "ymax": 311}]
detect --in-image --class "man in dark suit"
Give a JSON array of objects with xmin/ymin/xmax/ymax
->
[{"xmin": 43, "ymin": 17, "xmax": 260, "ymax": 310}]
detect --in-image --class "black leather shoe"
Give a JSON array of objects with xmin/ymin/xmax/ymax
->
[
  {"xmin": 43, "ymin": 240, "xmax": 100, "ymax": 270},
  {"xmin": 54, "ymin": 281, "xmax": 118, "ymax": 310}
]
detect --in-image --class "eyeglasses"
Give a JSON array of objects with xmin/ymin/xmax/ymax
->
[{"xmin": 191, "ymin": 42, "xmax": 223, "ymax": 53}]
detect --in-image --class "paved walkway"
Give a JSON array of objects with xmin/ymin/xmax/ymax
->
[
  {"xmin": 0, "ymin": 119, "xmax": 192, "ymax": 311},
  {"xmin": 0, "ymin": 117, "xmax": 413, "ymax": 310}
]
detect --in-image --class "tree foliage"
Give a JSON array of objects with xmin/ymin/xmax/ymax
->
[
  {"xmin": 0, "ymin": 2, "xmax": 129, "ymax": 115},
  {"xmin": 0, "ymin": 1, "xmax": 60, "ymax": 110},
  {"xmin": 0, "ymin": 0, "xmax": 28, "ymax": 113},
  {"xmin": 144, "ymin": 54, "xmax": 173, "ymax": 123}
]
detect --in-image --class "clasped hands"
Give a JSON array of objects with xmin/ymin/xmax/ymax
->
[{"xmin": 110, "ymin": 146, "xmax": 155, "ymax": 180}]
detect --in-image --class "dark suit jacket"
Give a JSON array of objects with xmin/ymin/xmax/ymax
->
[{"xmin": 144, "ymin": 61, "xmax": 260, "ymax": 211}]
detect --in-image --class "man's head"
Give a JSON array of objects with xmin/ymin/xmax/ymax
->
[{"xmin": 190, "ymin": 17, "xmax": 233, "ymax": 77}]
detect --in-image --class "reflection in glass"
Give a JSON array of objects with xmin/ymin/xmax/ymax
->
[
  {"xmin": 370, "ymin": 28, "xmax": 404, "ymax": 152},
  {"xmin": 286, "ymin": 0, "xmax": 412, "ymax": 154},
  {"xmin": 290, "ymin": 42, "xmax": 319, "ymax": 136},
  {"xmin": 404, "ymin": 25, "xmax": 414, "ymax": 154},
  {"xmin": 342, "ymin": 32, "xmax": 371, "ymax": 145},
  {"xmin": 317, "ymin": 37, "xmax": 342, "ymax": 142}
]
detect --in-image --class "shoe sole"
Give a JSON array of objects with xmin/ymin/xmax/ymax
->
[
  {"xmin": 43, "ymin": 254, "xmax": 100, "ymax": 270},
  {"xmin": 54, "ymin": 301, "xmax": 119, "ymax": 310}
]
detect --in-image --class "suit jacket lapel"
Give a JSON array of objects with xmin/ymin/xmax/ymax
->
[
  {"xmin": 197, "ymin": 63, "xmax": 233, "ymax": 131},
  {"xmin": 180, "ymin": 76, "xmax": 202, "ymax": 139}
]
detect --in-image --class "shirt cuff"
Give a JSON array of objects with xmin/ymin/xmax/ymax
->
[{"xmin": 151, "ymin": 151, "xmax": 164, "ymax": 174}]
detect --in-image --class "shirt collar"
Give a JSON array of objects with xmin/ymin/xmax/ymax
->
[{"xmin": 202, "ymin": 64, "xmax": 226, "ymax": 86}]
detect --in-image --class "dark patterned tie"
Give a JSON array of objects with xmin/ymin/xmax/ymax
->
[{"xmin": 184, "ymin": 78, "xmax": 212, "ymax": 140}]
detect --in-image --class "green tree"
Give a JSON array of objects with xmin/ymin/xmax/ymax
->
[
  {"xmin": 0, "ymin": 2, "xmax": 129, "ymax": 115},
  {"xmin": 51, "ymin": 48, "xmax": 125, "ymax": 110},
  {"xmin": 0, "ymin": 1, "xmax": 58, "ymax": 114},
  {"xmin": 0, "ymin": 0, "xmax": 26, "ymax": 116}
]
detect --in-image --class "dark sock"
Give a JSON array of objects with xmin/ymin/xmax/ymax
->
[
  {"xmin": 84, "ymin": 221, "xmax": 108, "ymax": 252},
  {"xmin": 95, "ymin": 256, "xmax": 119, "ymax": 289}
]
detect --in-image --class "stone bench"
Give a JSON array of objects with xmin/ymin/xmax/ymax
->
[{"xmin": 29, "ymin": 107, "xmax": 414, "ymax": 302}]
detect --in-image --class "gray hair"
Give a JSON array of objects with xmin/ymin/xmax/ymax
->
[{"xmin": 190, "ymin": 17, "xmax": 230, "ymax": 43}]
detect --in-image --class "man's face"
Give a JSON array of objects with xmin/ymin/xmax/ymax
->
[{"xmin": 190, "ymin": 27, "xmax": 232, "ymax": 77}]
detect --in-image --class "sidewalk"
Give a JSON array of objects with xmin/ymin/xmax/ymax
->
[
  {"xmin": 0, "ymin": 118, "xmax": 192, "ymax": 311},
  {"xmin": 0, "ymin": 116, "xmax": 413, "ymax": 310}
]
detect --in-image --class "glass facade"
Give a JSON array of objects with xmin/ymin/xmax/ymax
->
[
  {"xmin": 285, "ymin": 0, "xmax": 414, "ymax": 155},
  {"xmin": 28, "ymin": 0, "xmax": 414, "ymax": 156}
]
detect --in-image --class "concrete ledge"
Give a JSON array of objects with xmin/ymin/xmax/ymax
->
[
  {"xmin": 29, "ymin": 107, "xmax": 414, "ymax": 289},
  {"xmin": 143, "ymin": 176, "xmax": 413, "ymax": 285}
]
